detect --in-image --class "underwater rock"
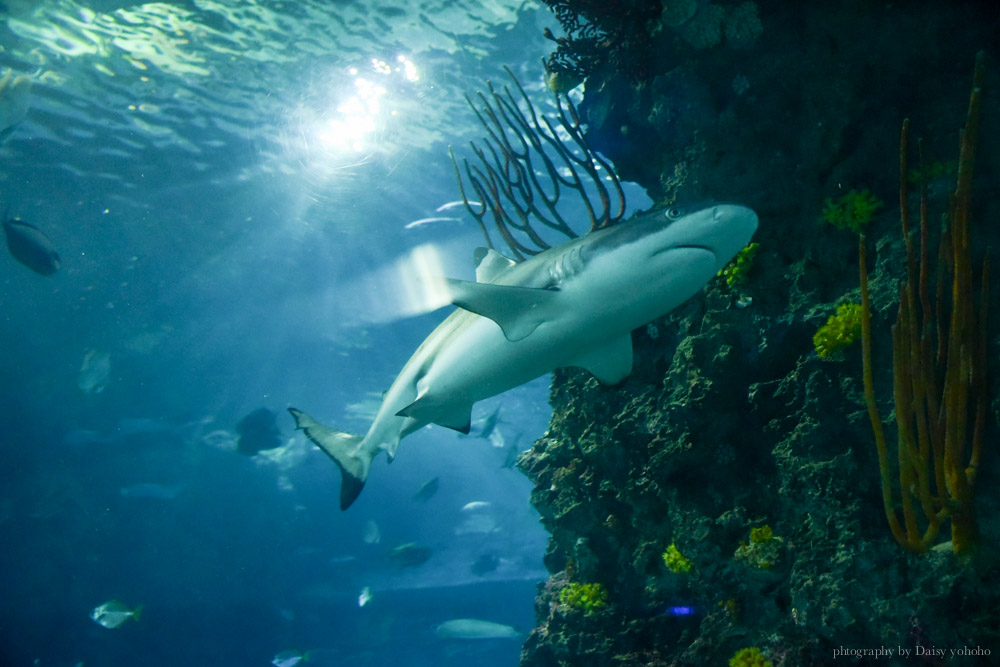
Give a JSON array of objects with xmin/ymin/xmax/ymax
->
[
  {"xmin": 523, "ymin": 3, "xmax": 1000, "ymax": 665},
  {"xmin": 680, "ymin": 3, "xmax": 724, "ymax": 50}
]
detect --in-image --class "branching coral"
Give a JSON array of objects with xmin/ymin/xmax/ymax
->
[
  {"xmin": 451, "ymin": 66, "xmax": 625, "ymax": 260},
  {"xmin": 539, "ymin": 0, "xmax": 662, "ymax": 82},
  {"xmin": 859, "ymin": 52, "xmax": 989, "ymax": 555}
]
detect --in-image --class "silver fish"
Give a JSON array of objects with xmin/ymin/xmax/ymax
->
[
  {"xmin": 435, "ymin": 618, "xmax": 521, "ymax": 640},
  {"xmin": 89, "ymin": 600, "xmax": 142, "ymax": 629},
  {"xmin": 77, "ymin": 348, "xmax": 111, "ymax": 395}
]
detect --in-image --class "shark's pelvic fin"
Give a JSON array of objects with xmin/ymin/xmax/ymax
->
[
  {"xmin": 567, "ymin": 335, "xmax": 634, "ymax": 384},
  {"xmin": 396, "ymin": 397, "xmax": 472, "ymax": 434},
  {"xmin": 445, "ymin": 278, "xmax": 557, "ymax": 342},
  {"xmin": 473, "ymin": 247, "xmax": 518, "ymax": 283},
  {"xmin": 288, "ymin": 407, "xmax": 368, "ymax": 510}
]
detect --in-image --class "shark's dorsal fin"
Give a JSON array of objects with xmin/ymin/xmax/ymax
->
[
  {"xmin": 474, "ymin": 247, "xmax": 518, "ymax": 283},
  {"xmin": 446, "ymin": 278, "xmax": 556, "ymax": 342},
  {"xmin": 565, "ymin": 335, "xmax": 634, "ymax": 384}
]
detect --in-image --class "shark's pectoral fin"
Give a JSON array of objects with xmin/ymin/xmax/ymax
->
[
  {"xmin": 566, "ymin": 335, "xmax": 635, "ymax": 384},
  {"xmin": 445, "ymin": 278, "xmax": 557, "ymax": 342},
  {"xmin": 396, "ymin": 397, "xmax": 472, "ymax": 434},
  {"xmin": 288, "ymin": 408, "xmax": 369, "ymax": 510}
]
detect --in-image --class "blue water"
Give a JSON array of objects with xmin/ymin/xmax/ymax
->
[{"xmin": 0, "ymin": 1, "xmax": 649, "ymax": 664}]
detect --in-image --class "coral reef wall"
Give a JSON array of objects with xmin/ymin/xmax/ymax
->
[{"xmin": 519, "ymin": 2, "xmax": 1000, "ymax": 665}]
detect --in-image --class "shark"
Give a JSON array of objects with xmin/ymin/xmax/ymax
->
[{"xmin": 289, "ymin": 203, "xmax": 758, "ymax": 509}]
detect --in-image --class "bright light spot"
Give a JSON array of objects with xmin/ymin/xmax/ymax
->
[
  {"xmin": 314, "ymin": 76, "xmax": 386, "ymax": 153},
  {"xmin": 397, "ymin": 54, "xmax": 420, "ymax": 82},
  {"xmin": 292, "ymin": 55, "xmax": 421, "ymax": 167}
]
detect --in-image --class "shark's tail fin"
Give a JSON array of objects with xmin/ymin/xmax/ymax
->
[{"xmin": 288, "ymin": 407, "xmax": 369, "ymax": 510}]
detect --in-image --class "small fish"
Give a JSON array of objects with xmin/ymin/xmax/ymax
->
[
  {"xmin": 486, "ymin": 428, "xmax": 505, "ymax": 449},
  {"xmin": 462, "ymin": 405, "xmax": 501, "ymax": 440},
  {"xmin": 500, "ymin": 439, "xmax": 522, "ymax": 470},
  {"xmin": 119, "ymin": 483, "xmax": 183, "ymax": 500},
  {"xmin": 328, "ymin": 554, "xmax": 358, "ymax": 565},
  {"xmin": 235, "ymin": 408, "xmax": 281, "ymax": 456},
  {"xmin": 272, "ymin": 649, "xmax": 308, "ymax": 667},
  {"xmin": 361, "ymin": 519, "xmax": 380, "ymax": 544},
  {"xmin": 544, "ymin": 68, "xmax": 583, "ymax": 94},
  {"xmin": 435, "ymin": 618, "xmax": 521, "ymax": 640},
  {"xmin": 435, "ymin": 200, "xmax": 480, "ymax": 212},
  {"xmin": 0, "ymin": 68, "xmax": 32, "ymax": 135},
  {"xmin": 412, "ymin": 476, "xmax": 439, "ymax": 502},
  {"xmin": 455, "ymin": 512, "xmax": 499, "ymax": 536},
  {"xmin": 403, "ymin": 216, "xmax": 461, "ymax": 230},
  {"xmin": 89, "ymin": 600, "xmax": 142, "ymax": 629},
  {"xmin": 469, "ymin": 553, "xmax": 500, "ymax": 576},
  {"xmin": 357, "ymin": 586, "xmax": 373, "ymax": 607},
  {"xmin": 461, "ymin": 501, "xmax": 491, "ymax": 512},
  {"xmin": 388, "ymin": 542, "xmax": 432, "ymax": 568},
  {"xmin": 77, "ymin": 348, "xmax": 111, "ymax": 395},
  {"xmin": 3, "ymin": 216, "xmax": 60, "ymax": 275}
]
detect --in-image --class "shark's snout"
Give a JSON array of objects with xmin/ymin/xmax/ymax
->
[{"xmin": 700, "ymin": 204, "xmax": 758, "ymax": 271}]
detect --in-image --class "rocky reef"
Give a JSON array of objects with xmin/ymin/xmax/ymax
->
[{"xmin": 519, "ymin": 2, "xmax": 1000, "ymax": 665}]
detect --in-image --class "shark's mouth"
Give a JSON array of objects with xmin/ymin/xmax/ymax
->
[{"xmin": 651, "ymin": 244, "xmax": 715, "ymax": 258}]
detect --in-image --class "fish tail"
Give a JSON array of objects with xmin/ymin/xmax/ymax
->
[
  {"xmin": 131, "ymin": 604, "xmax": 143, "ymax": 622},
  {"xmin": 288, "ymin": 408, "xmax": 369, "ymax": 510}
]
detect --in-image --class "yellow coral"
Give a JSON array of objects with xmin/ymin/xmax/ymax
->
[
  {"xmin": 559, "ymin": 582, "xmax": 608, "ymax": 615},
  {"xmin": 813, "ymin": 303, "xmax": 863, "ymax": 359},
  {"xmin": 749, "ymin": 524, "xmax": 773, "ymax": 544},
  {"xmin": 662, "ymin": 543, "xmax": 693, "ymax": 573},
  {"xmin": 729, "ymin": 647, "xmax": 773, "ymax": 667}
]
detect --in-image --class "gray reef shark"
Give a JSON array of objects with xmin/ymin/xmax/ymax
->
[{"xmin": 290, "ymin": 203, "xmax": 758, "ymax": 509}]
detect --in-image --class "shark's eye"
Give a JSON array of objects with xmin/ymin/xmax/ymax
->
[{"xmin": 664, "ymin": 207, "xmax": 684, "ymax": 221}]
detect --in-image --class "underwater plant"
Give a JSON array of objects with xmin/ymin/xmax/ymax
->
[
  {"xmin": 859, "ymin": 52, "xmax": 989, "ymax": 555},
  {"xmin": 729, "ymin": 647, "xmax": 773, "ymax": 667},
  {"xmin": 718, "ymin": 241, "xmax": 759, "ymax": 287},
  {"xmin": 661, "ymin": 543, "xmax": 693, "ymax": 574},
  {"xmin": 558, "ymin": 581, "xmax": 608, "ymax": 615},
  {"xmin": 907, "ymin": 158, "xmax": 956, "ymax": 187},
  {"xmin": 812, "ymin": 303, "xmax": 863, "ymax": 359},
  {"xmin": 821, "ymin": 188, "xmax": 883, "ymax": 233},
  {"xmin": 451, "ymin": 66, "xmax": 625, "ymax": 260}
]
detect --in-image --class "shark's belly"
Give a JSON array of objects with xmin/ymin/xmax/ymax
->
[{"xmin": 416, "ymin": 312, "xmax": 576, "ymax": 407}]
